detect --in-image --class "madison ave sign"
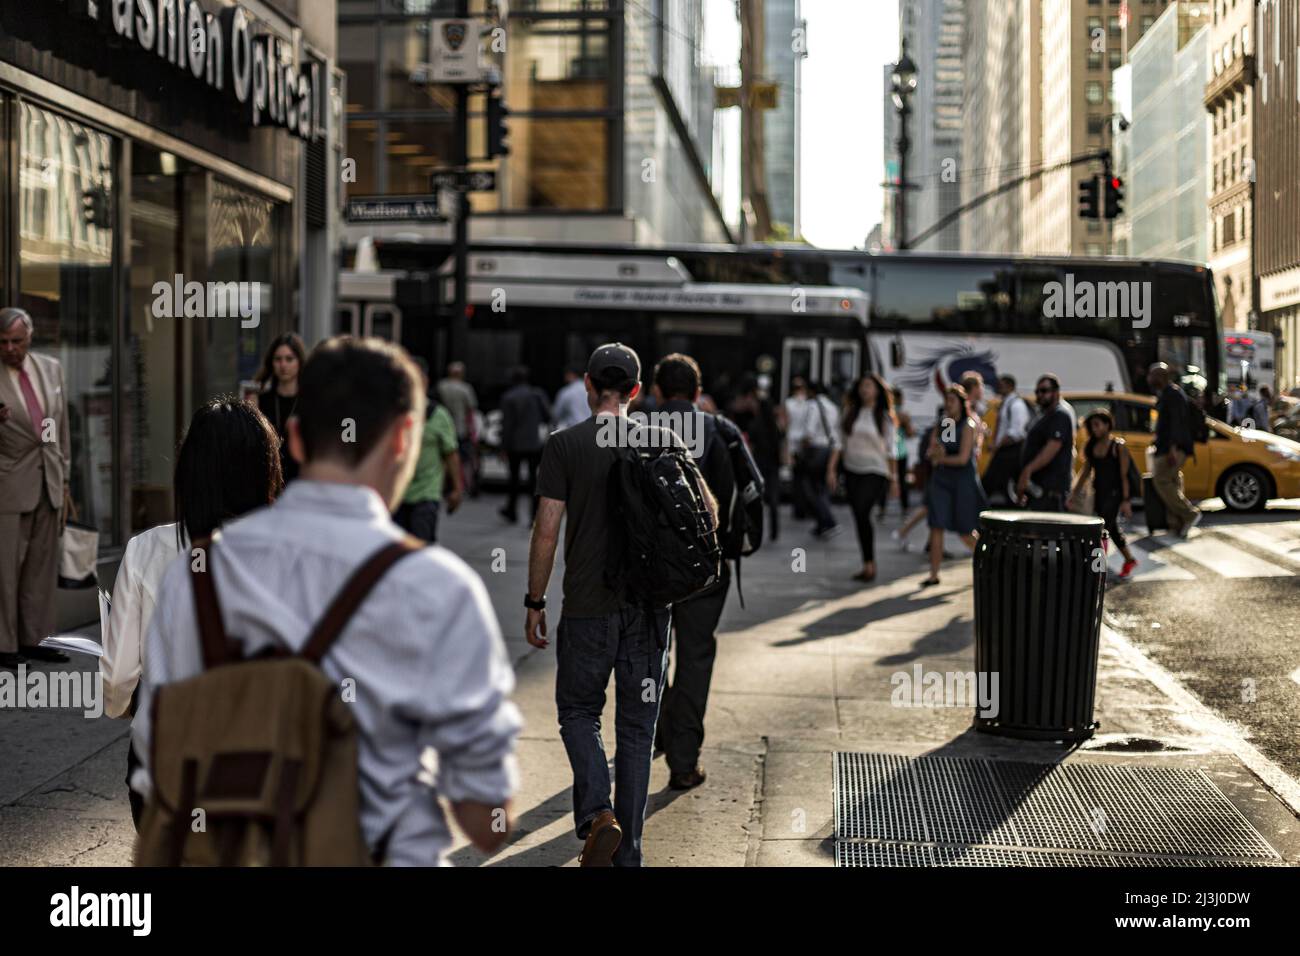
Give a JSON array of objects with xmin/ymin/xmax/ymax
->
[{"xmin": 52, "ymin": 0, "xmax": 324, "ymax": 142}]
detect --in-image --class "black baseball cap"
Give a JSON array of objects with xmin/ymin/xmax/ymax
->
[{"xmin": 587, "ymin": 342, "xmax": 641, "ymax": 389}]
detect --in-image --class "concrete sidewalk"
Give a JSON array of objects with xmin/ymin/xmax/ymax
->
[
  {"xmin": 4, "ymin": 496, "xmax": 1298, "ymax": 866},
  {"xmin": 442, "ymin": 497, "xmax": 1300, "ymax": 866}
]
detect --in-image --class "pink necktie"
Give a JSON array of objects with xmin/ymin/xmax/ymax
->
[{"xmin": 17, "ymin": 367, "xmax": 45, "ymax": 438}]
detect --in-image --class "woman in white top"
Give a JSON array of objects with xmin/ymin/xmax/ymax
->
[
  {"xmin": 100, "ymin": 396, "xmax": 285, "ymax": 825},
  {"xmin": 835, "ymin": 374, "xmax": 898, "ymax": 582}
]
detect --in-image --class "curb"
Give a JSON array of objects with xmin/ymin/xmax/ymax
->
[{"xmin": 1102, "ymin": 623, "xmax": 1300, "ymax": 819}]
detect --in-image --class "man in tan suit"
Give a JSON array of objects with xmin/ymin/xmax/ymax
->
[{"xmin": 0, "ymin": 307, "xmax": 72, "ymax": 669}]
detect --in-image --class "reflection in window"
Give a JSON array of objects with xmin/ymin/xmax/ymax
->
[
  {"xmin": 508, "ymin": 18, "xmax": 611, "ymax": 111},
  {"xmin": 17, "ymin": 103, "xmax": 116, "ymax": 541},
  {"xmin": 385, "ymin": 120, "xmax": 455, "ymax": 193},
  {"xmin": 503, "ymin": 117, "xmax": 608, "ymax": 209},
  {"xmin": 340, "ymin": 23, "xmax": 378, "ymax": 112},
  {"xmin": 207, "ymin": 181, "xmax": 278, "ymax": 395}
]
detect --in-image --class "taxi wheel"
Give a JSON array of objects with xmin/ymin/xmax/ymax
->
[{"xmin": 1217, "ymin": 465, "xmax": 1271, "ymax": 513}]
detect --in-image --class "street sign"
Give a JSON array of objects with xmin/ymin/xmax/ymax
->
[
  {"xmin": 430, "ymin": 168, "xmax": 497, "ymax": 192},
  {"xmin": 429, "ymin": 18, "xmax": 483, "ymax": 83},
  {"xmin": 346, "ymin": 195, "xmax": 444, "ymax": 223}
]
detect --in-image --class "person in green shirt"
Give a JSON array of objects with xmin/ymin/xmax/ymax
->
[{"xmin": 394, "ymin": 359, "xmax": 462, "ymax": 542}]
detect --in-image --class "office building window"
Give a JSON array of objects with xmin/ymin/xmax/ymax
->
[
  {"xmin": 1086, "ymin": 81, "xmax": 1104, "ymax": 104},
  {"xmin": 507, "ymin": 17, "xmax": 612, "ymax": 111}
]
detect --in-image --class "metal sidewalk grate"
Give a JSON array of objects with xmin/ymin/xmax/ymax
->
[
  {"xmin": 833, "ymin": 752, "xmax": 1283, "ymax": 867},
  {"xmin": 835, "ymin": 842, "xmax": 1281, "ymax": 868}
]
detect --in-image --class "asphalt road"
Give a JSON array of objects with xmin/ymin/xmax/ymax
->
[{"xmin": 1103, "ymin": 500, "xmax": 1300, "ymax": 778}]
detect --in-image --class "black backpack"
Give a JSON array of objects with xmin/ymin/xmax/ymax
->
[
  {"xmin": 605, "ymin": 433, "xmax": 722, "ymax": 609},
  {"xmin": 713, "ymin": 414, "xmax": 766, "ymax": 560}
]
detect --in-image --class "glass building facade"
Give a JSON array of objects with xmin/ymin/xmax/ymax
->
[{"xmin": 339, "ymin": 0, "xmax": 728, "ymax": 243}]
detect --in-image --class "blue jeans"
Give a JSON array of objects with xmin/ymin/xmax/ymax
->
[{"xmin": 556, "ymin": 605, "xmax": 671, "ymax": 867}]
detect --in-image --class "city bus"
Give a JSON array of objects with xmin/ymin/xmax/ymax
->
[{"xmin": 339, "ymin": 241, "xmax": 1223, "ymax": 455}]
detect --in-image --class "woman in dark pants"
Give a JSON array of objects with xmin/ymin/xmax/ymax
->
[
  {"xmin": 834, "ymin": 374, "xmax": 899, "ymax": 583},
  {"xmin": 1069, "ymin": 410, "xmax": 1140, "ymax": 580}
]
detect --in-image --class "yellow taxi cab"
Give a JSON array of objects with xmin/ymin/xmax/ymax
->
[
  {"xmin": 976, "ymin": 391, "xmax": 1300, "ymax": 510},
  {"xmin": 1061, "ymin": 391, "xmax": 1300, "ymax": 511}
]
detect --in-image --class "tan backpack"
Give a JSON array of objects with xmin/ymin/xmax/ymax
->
[{"xmin": 134, "ymin": 535, "xmax": 422, "ymax": 867}]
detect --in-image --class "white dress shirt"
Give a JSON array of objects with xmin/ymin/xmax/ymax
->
[
  {"xmin": 130, "ymin": 480, "xmax": 523, "ymax": 866},
  {"xmin": 99, "ymin": 523, "xmax": 183, "ymax": 719},
  {"xmin": 552, "ymin": 377, "xmax": 590, "ymax": 431},
  {"xmin": 996, "ymin": 392, "xmax": 1031, "ymax": 445},
  {"xmin": 785, "ymin": 394, "xmax": 843, "ymax": 453}
]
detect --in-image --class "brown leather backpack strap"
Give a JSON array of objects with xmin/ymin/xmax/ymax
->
[
  {"xmin": 189, "ymin": 536, "xmax": 231, "ymax": 670},
  {"xmin": 300, "ymin": 536, "xmax": 424, "ymax": 664}
]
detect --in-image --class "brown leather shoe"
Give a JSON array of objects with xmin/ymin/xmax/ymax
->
[{"xmin": 579, "ymin": 811, "xmax": 622, "ymax": 867}]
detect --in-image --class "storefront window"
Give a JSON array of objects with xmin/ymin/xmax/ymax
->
[
  {"xmin": 206, "ymin": 181, "xmax": 279, "ymax": 398},
  {"xmin": 16, "ymin": 102, "xmax": 117, "ymax": 541},
  {"xmin": 126, "ymin": 144, "xmax": 183, "ymax": 533}
]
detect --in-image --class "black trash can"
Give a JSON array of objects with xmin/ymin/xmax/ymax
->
[{"xmin": 972, "ymin": 510, "xmax": 1107, "ymax": 742}]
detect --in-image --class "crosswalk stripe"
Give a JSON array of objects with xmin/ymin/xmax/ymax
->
[
  {"xmin": 1213, "ymin": 524, "xmax": 1300, "ymax": 565},
  {"xmin": 1164, "ymin": 534, "xmax": 1294, "ymax": 578}
]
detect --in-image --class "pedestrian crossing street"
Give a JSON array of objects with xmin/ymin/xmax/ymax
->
[{"xmin": 1106, "ymin": 518, "xmax": 1300, "ymax": 583}]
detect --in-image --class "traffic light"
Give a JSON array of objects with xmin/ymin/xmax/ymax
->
[
  {"xmin": 487, "ymin": 94, "xmax": 510, "ymax": 158},
  {"xmin": 1077, "ymin": 175, "xmax": 1100, "ymax": 220},
  {"xmin": 81, "ymin": 187, "xmax": 110, "ymax": 228},
  {"xmin": 1103, "ymin": 175, "xmax": 1124, "ymax": 219}
]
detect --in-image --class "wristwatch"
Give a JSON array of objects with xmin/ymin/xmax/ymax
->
[{"xmin": 524, "ymin": 593, "xmax": 547, "ymax": 611}]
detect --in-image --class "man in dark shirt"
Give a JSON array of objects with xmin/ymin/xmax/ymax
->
[
  {"xmin": 1149, "ymin": 362, "xmax": 1201, "ymax": 536},
  {"xmin": 1017, "ymin": 373, "xmax": 1075, "ymax": 512},
  {"xmin": 526, "ymin": 343, "xmax": 692, "ymax": 867},
  {"xmin": 498, "ymin": 365, "xmax": 552, "ymax": 524},
  {"xmin": 730, "ymin": 375, "xmax": 781, "ymax": 541},
  {"xmin": 651, "ymin": 353, "xmax": 734, "ymax": 792}
]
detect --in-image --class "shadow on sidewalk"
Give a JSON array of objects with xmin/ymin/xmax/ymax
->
[
  {"xmin": 771, "ymin": 591, "xmax": 954, "ymax": 648},
  {"xmin": 449, "ymin": 771, "xmax": 690, "ymax": 867}
]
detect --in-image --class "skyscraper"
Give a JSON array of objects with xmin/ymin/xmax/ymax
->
[{"xmin": 763, "ymin": 0, "xmax": 805, "ymax": 238}]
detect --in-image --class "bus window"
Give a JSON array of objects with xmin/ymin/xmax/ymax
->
[
  {"xmin": 364, "ymin": 305, "xmax": 402, "ymax": 343},
  {"xmin": 872, "ymin": 259, "xmax": 1016, "ymax": 332},
  {"xmin": 782, "ymin": 338, "xmax": 819, "ymax": 399},
  {"xmin": 338, "ymin": 303, "xmax": 360, "ymax": 337},
  {"xmin": 824, "ymin": 339, "xmax": 860, "ymax": 400}
]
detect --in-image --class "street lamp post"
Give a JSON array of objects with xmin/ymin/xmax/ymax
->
[{"xmin": 891, "ymin": 41, "xmax": 918, "ymax": 251}]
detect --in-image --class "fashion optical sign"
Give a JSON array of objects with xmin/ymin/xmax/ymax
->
[{"xmin": 58, "ymin": 0, "xmax": 323, "ymax": 142}]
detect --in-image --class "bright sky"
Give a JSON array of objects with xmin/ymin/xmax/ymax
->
[{"xmin": 705, "ymin": 0, "xmax": 898, "ymax": 250}]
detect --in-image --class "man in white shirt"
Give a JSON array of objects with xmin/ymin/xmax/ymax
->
[
  {"xmin": 785, "ymin": 378, "xmax": 843, "ymax": 537},
  {"xmin": 552, "ymin": 367, "xmax": 590, "ymax": 431},
  {"xmin": 132, "ymin": 337, "xmax": 522, "ymax": 865},
  {"xmin": 982, "ymin": 374, "xmax": 1031, "ymax": 505}
]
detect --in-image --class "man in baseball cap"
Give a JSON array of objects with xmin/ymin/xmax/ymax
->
[
  {"xmin": 586, "ymin": 342, "xmax": 641, "ymax": 392},
  {"xmin": 526, "ymin": 340, "xmax": 677, "ymax": 866}
]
